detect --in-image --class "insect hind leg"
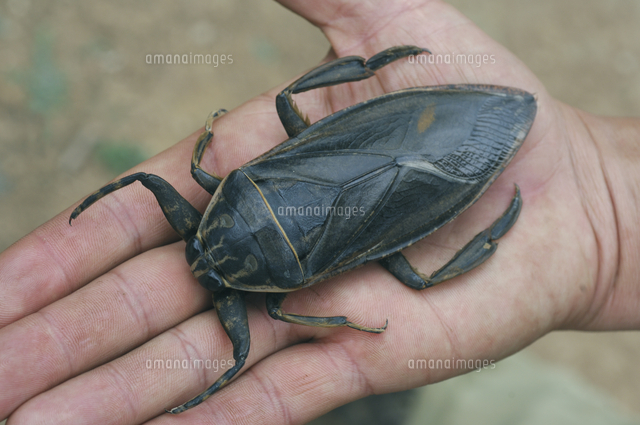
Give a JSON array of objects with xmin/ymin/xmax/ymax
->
[
  {"xmin": 276, "ymin": 45, "xmax": 430, "ymax": 138},
  {"xmin": 380, "ymin": 185, "xmax": 522, "ymax": 288},
  {"xmin": 266, "ymin": 293, "xmax": 387, "ymax": 334}
]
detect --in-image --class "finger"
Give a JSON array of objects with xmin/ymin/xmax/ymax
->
[
  {"xmin": 0, "ymin": 242, "xmax": 210, "ymax": 419},
  {"xmin": 7, "ymin": 293, "xmax": 302, "ymax": 425},
  {"xmin": 145, "ymin": 340, "xmax": 384, "ymax": 425},
  {"xmin": 0, "ymin": 92, "xmax": 284, "ymax": 328},
  {"xmin": 137, "ymin": 256, "xmax": 540, "ymax": 425},
  {"xmin": 278, "ymin": 0, "xmax": 548, "ymax": 93},
  {"xmin": 6, "ymin": 263, "xmax": 404, "ymax": 424},
  {"xmin": 277, "ymin": 0, "xmax": 471, "ymax": 51},
  {"xmin": 0, "ymin": 130, "xmax": 208, "ymax": 328}
]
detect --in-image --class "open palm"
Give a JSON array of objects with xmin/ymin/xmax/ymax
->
[{"xmin": 2, "ymin": 1, "xmax": 636, "ymax": 424}]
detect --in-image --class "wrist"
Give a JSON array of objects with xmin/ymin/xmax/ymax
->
[{"xmin": 569, "ymin": 109, "xmax": 640, "ymax": 330}]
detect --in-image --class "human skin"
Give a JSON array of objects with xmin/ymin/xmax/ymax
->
[{"xmin": 1, "ymin": 0, "xmax": 640, "ymax": 423}]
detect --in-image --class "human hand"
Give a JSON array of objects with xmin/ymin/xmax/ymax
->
[{"xmin": 2, "ymin": 0, "xmax": 640, "ymax": 424}]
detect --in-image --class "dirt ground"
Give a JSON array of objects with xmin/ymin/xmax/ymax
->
[{"xmin": 1, "ymin": 0, "xmax": 639, "ymax": 423}]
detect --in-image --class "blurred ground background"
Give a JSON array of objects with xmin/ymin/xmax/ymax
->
[{"xmin": 1, "ymin": 0, "xmax": 639, "ymax": 423}]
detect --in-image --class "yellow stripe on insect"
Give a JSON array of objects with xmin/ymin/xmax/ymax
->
[{"xmin": 240, "ymin": 170, "xmax": 305, "ymax": 278}]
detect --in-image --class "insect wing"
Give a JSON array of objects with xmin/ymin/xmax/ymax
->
[{"xmin": 242, "ymin": 85, "xmax": 536, "ymax": 280}]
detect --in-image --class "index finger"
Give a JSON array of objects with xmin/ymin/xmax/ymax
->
[{"xmin": 0, "ymin": 131, "xmax": 206, "ymax": 328}]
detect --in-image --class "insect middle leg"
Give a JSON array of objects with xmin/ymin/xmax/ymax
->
[
  {"xmin": 277, "ymin": 45, "xmax": 430, "ymax": 138},
  {"xmin": 379, "ymin": 186, "xmax": 522, "ymax": 289},
  {"xmin": 190, "ymin": 108, "xmax": 228, "ymax": 195},
  {"xmin": 266, "ymin": 293, "xmax": 387, "ymax": 333}
]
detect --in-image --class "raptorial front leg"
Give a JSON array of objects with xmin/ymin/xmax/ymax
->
[
  {"xmin": 277, "ymin": 45, "xmax": 429, "ymax": 138},
  {"xmin": 266, "ymin": 293, "xmax": 387, "ymax": 333},
  {"xmin": 380, "ymin": 185, "xmax": 522, "ymax": 288},
  {"xmin": 69, "ymin": 172, "xmax": 202, "ymax": 241},
  {"xmin": 167, "ymin": 288, "xmax": 250, "ymax": 414},
  {"xmin": 191, "ymin": 109, "xmax": 228, "ymax": 195}
]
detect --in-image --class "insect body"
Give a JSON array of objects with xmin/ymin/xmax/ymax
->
[{"xmin": 70, "ymin": 45, "xmax": 537, "ymax": 413}]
